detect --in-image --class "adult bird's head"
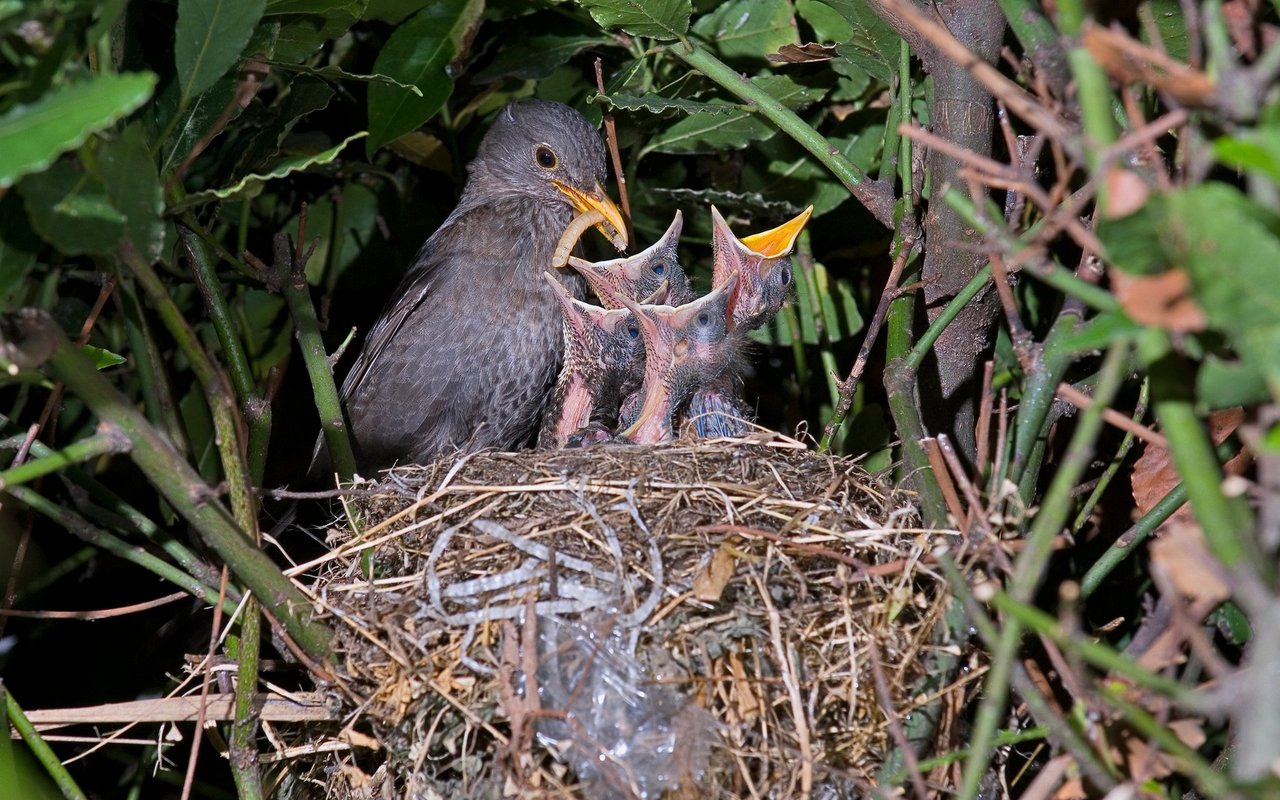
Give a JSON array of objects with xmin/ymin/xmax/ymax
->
[
  {"xmin": 469, "ymin": 99, "xmax": 627, "ymax": 251},
  {"xmin": 710, "ymin": 205, "xmax": 812, "ymax": 331},
  {"xmin": 568, "ymin": 211, "xmax": 692, "ymax": 307}
]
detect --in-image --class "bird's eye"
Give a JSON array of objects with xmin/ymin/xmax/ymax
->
[
  {"xmin": 779, "ymin": 266, "xmax": 792, "ymax": 287},
  {"xmin": 697, "ymin": 311, "xmax": 710, "ymax": 326},
  {"xmin": 627, "ymin": 323, "xmax": 640, "ymax": 339},
  {"xmin": 653, "ymin": 262, "xmax": 666, "ymax": 276},
  {"xmin": 534, "ymin": 145, "xmax": 558, "ymax": 170}
]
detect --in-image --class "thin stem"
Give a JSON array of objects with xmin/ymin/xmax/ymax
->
[
  {"xmin": 959, "ymin": 342, "xmax": 1130, "ymax": 800},
  {"xmin": 904, "ymin": 266, "xmax": 993, "ymax": 374},
  {"xmin": 0, "ymin": 428, "xmax": 129, "ymax": 490},
  {"xmin": 5, "ymin": 484, "xmax": 235, "ymax": 615},
  {"xmin": 5, "ymin": 683, "xmax": 89, "ymax": 800},
  {"xmin": 671, "ymin": 41, "xmax": 896, "ymax": 229},
  {"xmin": 10, "ymin": 310, "xmax": 332, "ymax": 661},
  {"xmin": 229, "ymin": 596, "xmax": 264, "ymax": 800}
]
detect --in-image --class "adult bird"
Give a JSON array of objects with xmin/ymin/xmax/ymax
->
[{"xmin": 331, "ymin": 100, "xmax": 627, "ymax": 473}]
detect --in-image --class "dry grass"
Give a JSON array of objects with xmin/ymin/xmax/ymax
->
[{"xmin": 285, "ymin": 436, "xmax": 958, "ymax": 798}]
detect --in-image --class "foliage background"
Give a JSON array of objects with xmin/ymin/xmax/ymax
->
[{"xmin": 1, "ymin": 0, "xmax": 1278, "ymax": 797}]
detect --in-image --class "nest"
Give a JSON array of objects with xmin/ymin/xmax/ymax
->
[{"xmin": 288, "ymin": 436, "xmax": 953, "ymax": 798}]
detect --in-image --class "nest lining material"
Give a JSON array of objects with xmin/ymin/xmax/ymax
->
[{"xmin": 293, "ymin": 436, "xmax": 953, "ymax": 798}]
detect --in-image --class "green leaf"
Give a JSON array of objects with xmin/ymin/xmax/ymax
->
[
  {"xmin": 476, "ymin": 34, "xmax": 617, "ymax": 83},
  {"xmin": 652, "ymin": 186, "xmax": 801, "ymax": 213},
  {"xmin": 363, "ymin": 0, "xmax": 433, "ymax": 22},
  {"xmin": 98, "ymin": 123, "xmax": 166, "ymax": 263},
  {"xmin": 0, "ymin": 72, "xmax": 157, "ymax": 189},
  {"xmin": 692, "ymin": 0, "xmax": 796, "ymax": 60},
  {"xmin": 366, "ymin": 0, "xmax": 483, "ymax": 155},
  {"xmin": 1213, "ymin": 129, "xmax": 1280, "ymax": 184},
  {"xmin": 267, "ymin": 0, "xmax": 367, "ymax": 62},
  {"xmin": 239, "ymin": 75, "xmax": 335, "ymax": 169},
  {"xmin": 176, "ymin": 131, "xmax": 367, "ymax": 208},
  {"xmin": 175, "ymin": 0, "xmax": 266, "ymax": 105},
  {"xmin": 795, "ymin": 0, "xmax": 853, "ymax": 42},
  {"xmin": 0, "ymin": 195, "xmax": 40, "ymax": 311},
  {"xmin": 640, "ymin": 75, "xmax": 824, "ymax": 155},
  {"xmin": 262, "ymin": 61, "xmax": 423, "ymax": 94},
  {"xmin": 1197, "ymin": 356, "xmax": 1271, "ymax": 410},
  {"xmin": 575, "ymin": 0, "xmax": 690, "ymax": 40},
  {"xmin": 593, "ymin": 92, "xmax": 735, "ymax": 115},
  {"xmin": 19, "ymin": 159, "xmax": 127, "ymax": 256},
  {"xmin": 83, "ymin": 344, "xmax": 127, "ymax": 370},
  {"xmin": 823, "ymin": 0, "xmax": 897, "ymax": 84},
  {"xmin": 1153, "ymin": 184, "xmax": 1280, "ymax": 387}
]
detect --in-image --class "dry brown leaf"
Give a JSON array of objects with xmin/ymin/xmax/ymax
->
[
  {"xmin": 1132, "ymin": 407, "xmax": 1247, "ymax": 528},
  {"xmin": 1111, "ymin": 268, "xmax": 1207, "ymax": 332},
  {"xmin": 1104, "ymin": 168, "xmax": 1151, "ymax": 218},
  {"xmin": 766, "ymin": 42, "xmax": 838, "ymax": 63},
  {"xmin": 692, "ymin": 543, "xmax": 736, "ymax": 601},
  {"xmin": 1115, "ymin": 717, "xmax": 1207, "ymax": 781},
  {"xmin": 1149, "ymin": 524, "xmax": 1232, "ymax": 605}
]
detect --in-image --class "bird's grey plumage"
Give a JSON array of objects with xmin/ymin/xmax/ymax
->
[{"xmin": 332, "ymin": 100, "xmax": 611, "ymax": 471}]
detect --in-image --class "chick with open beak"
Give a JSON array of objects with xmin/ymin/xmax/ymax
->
[
  {"xmin": 615, "ymin": 275, "xmax": 741, "ymax": 445},
  {"xmin": 684, "ymin": 206, "xmax": 813, "ymax": 439},
  {"xmin": 567, "ymin": 211, "xmax": 694, "ymax": 308},
  {"xmin": 539, "ymin": 273, "xmax": 647, "ymax": 448}
]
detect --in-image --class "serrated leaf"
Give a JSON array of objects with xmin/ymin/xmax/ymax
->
[
  {"xmin": 265, "ymin": 61, "xmax": 423, "ymax": 94},
  {"xmin": 477, "ymin": 33, "xmax": 617, "ymax": 83},
  {"xmin": 367, "ymin": 0, "xmax": 483, "ymax": 154},
  {"xmin": 640, "ymin": 75, "xmax": 824, "ymax": 155},
  {"xmin": 576, "ymin": 0, "xmax": 690, "ymax": 40},
  {"xmin": 594, "ymin": 92, "xmax": 735, "ymax": 115},
  {"xmin": 692, "ymin": 0, "xmax": 796, "ymax": 60},
  {"xmin": 84, "ymin": 344, "xmax": 127, "ymax": 370},
  {"xmin": 176, "ymin": 0, "xmax": 266, "ymax": 104},
  {"xmin": 268, "ymin": 0, "xmax": 365, "ymax": 63},
  {"xmin": 239, "ymin": 76, "xmax": 334, "ymax": 169},
  {"xmin": 176, "ymin": 131, "xmax": 367, "ymax": 207},
  {"xmin": 98, "ymin": 123, "xmax": 165, "ymax": 262},
  {"xmin": 0, "ymin": 72, "xmax": 156, "ymax": 189},
  {"xmin": 18, "ymin": 159, "xmax": 126, "ymax": 255},
  {"xmin": 823, "ymin": 0, "xmax": 897, "ymax": 84}
]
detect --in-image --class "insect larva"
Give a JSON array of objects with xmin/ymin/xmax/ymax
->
[{"xmin": 552, "ymin": 209, "xmax": 605, "ymax": 268}]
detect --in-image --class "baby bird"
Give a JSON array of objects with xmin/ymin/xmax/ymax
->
[
  {"xmin": 539, "ymin": 273, "xmax": 647, "ymax": 448},
  {"xmin": 685, "ymin": 205, "xmax": 812, "ymax": 438},
  {"xmin": 568, "ymin": 211, "xmax": 695, "ymax": 309},
  {"xmin": 615, "ymin": 275, "xmax": 741, "ymax": 444}
]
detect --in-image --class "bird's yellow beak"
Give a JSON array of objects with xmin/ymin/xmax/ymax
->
[
  {"xmin": 552, "ymin": 180, "xmax": 629, "ymax": 252},
  {"xmin": 739, "ymin": 205, "xmax": 813, "ymax": 257}
]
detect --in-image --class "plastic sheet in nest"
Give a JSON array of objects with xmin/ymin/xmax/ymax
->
[{"xmin": 289, "ymin": 437, "xmax": 955, "ymax": 799}]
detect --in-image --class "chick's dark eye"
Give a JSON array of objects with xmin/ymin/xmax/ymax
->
[
  {"xmin": 653, "ymin": 262, "xmax": 666, "ymax": 276},
  {"xmin": 535, "ymin": 146, "xmax": 558, "ymax": 169},
  {"xmin": 627, "ymin": 324, "xmax": 640, "ymax": 339},
  {"xmin": 697, "ymin": 312, "xmax": 710, "ymax": 326},
  {"xmin": 779, "ymin": 266, "xmax": 792, "ymax": 286}
]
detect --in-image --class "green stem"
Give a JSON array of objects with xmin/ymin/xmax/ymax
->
[
  {"xmin": 278, "ymin": 241, "xmax": 356, "ymax": 484},
  {"xmin": 959, "ymin": 342, "xmax": 1130, "ymax": 800},
  {"xmin": 118, "ymin": 278, "xmax": 191, "ymax": 458},
  {"xmin": 1010, "ymin": 315, "xmax": 1080, "ymax": 501},
  {"xmin": 179, "ymin": 226, "xmax": 273, "ymax": 485},
  {"xmin": 1072, "ymin": 377, "xmax": 1148, "ymax": 532},
  {"xmin": 991, "ymin": 592, "xmax": 1207, "ymax": 710},
  {"xmin": 671, "ymin": 41, "xmax": 896, "ymax": 229},
  {"xmin": 1056, "ymin": 0, "xmax": 1116, "ymax": 179},
  {"xmin": 1150, "ymin": 347, "xmax": 1259, "ymax": 574},
  {"xmin": 12, "ymin": 310, "xmax": 332, "ymax": 661},
  {"xmin": 903, "ymin": 266, "xmax": 992, "ymax": 374},
  {"xmin": 5, "ymin": 484, "xmax": 235, "ymax": 615},
  {"xmin": 4, "ymin": 684, "xmax": 88, "ymax": 800},
  {"xmin": 0, "ymin": 428, "xmax": 129, "ymax": 490},
  {"xmin": 229, "ymin": 597, "xmax": 264, "ymax": 800}
]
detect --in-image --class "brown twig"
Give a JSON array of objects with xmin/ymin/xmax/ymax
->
[
  {"xmin": 868, "ymin": 0, "xmax": 1078, "ymax": 153},
  {"xmin": 868, "ymin": 637, "xmax": 929, "ymax": 799},
  {"xmin": 922, "ymin": 438, "xmax": 967, "ymax": 532},
  {"xmin": 594, "ymin": 58, "xmax": 633, "ymax": 245},
  {"xmin": 822, "ymin": 234, "xmax": 918, "ymax": 445},
  {"xmin": 1056, "ymin": 383, "xmax": 1169, "ymax": 449},
  {"xmin": 0, "ymin": 591, "xmax": 187, "ymax": 620},
  {"xmin": 180, "ymin": 565, "xmax": 229, "ymax": 800}
]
